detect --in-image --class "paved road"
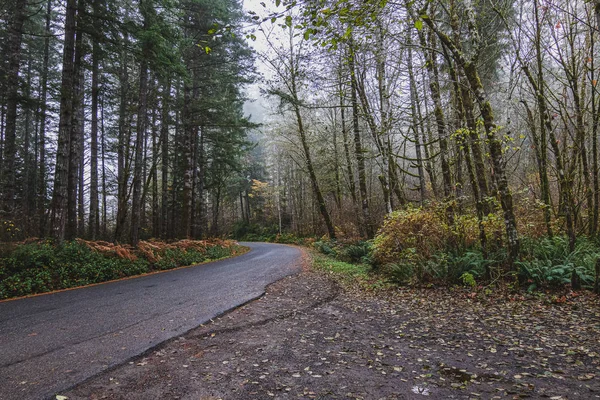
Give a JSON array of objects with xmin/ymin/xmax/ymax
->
[{"xmin": 0, "ymin": 242, "xmax": 302, "ymax": 400}]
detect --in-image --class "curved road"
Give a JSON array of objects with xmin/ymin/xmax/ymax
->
[{"xmin": 0, "ymin": 242, "xmax": 302, "ymax": 400}]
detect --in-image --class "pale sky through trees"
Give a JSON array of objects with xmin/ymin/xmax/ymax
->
[{"xmin": 242, "ymin": 0, "xmax": 283, "ymax": 124}]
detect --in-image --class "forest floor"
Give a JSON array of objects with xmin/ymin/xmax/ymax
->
[{"xmin": 62, "ymin": 252, "xmax": 600, "ymax": 400}]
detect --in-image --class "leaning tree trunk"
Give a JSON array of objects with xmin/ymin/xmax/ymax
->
[{"xmin": 423, "ymin": 9, "xmax": 520, "ymax": 264}]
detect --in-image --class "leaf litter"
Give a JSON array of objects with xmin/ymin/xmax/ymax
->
[{"xmin": 61, "ymin": 268, "xmax": 600, "ymax": 399}]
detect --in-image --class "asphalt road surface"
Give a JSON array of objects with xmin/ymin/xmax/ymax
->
[{"xmin": 0, "ymin": 242, "xmax": 302, "ymax": 400}]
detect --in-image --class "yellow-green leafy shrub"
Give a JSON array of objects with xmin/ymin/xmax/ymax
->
[{"xmin": 373, "ymin": 205, "xmax": 450, "ymax": 265}]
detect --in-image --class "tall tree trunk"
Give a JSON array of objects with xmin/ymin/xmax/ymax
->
[
  {"xmin": 424, "ymin": 8, "xmax": 520, "ymax": 263},
  {"xmin": 161, "ymin": 80, "xmax": 170, "ymax": 239},
  {"xmin": 37, "ymin": 0, "xmax": 52, "ymax": 237},
  {"xmin": 196, "ymin": 126, "xmax": 205, "ymax": 238},
  {"xmin": 375, "ymin": 24, "xmax": 393, "ymax": 214},
  {"xmin": 131, "ymin": 58, "xmax": 148, "ymax": 246},
  {"xmin": 100, "ymin": 93, "xmax": 108, "ymax": 238},
  {"xmin": 181, "ymin": 82, "xmax": 193, "ymax": 238},
  {"xmin": 503, "ymin": 0, "xmax": 573, "ymax": 244},
  {"xmin": 591, "ymin": 9, "xmax": 600, "ymax": 235},
  {"xmin": 152, "ymin": 104, "xmax": 159, "ymax": 238},
  {"xmin": 348, "ymin": 36, "xmax": 373, "ymax": 238},
  {"xmin": 89, "ymin": 0, "xmax": 101, "ymax": 239},
  {"xmin": 50, "ymin": 0, "xmax": 78, "ymax": 241},
  {"xmin": 532, "ymin": 0, "xmax": 553, "ymax": 237},
  {"xmin": 595, "ymin": 1, "xmax": 600, "ymax": 35},
  {"xmin": 406, "ymin": 32, "xmax": 427, "ymax": 204},
  {"xmin": 114, "ymin": 27, "xmax": 132, "ymax": 243},
  {"xmin": 66, "ymin": 4, "xmax": 85, "ymax": 240},
  {"xmin": 463, "ymin": 61, "xmax": 520, "ymax": 261},
  {"xmin": 293, "ymin": 95, "xmax": 335, "ymax": 239},
  {"xmin": 1, "ymin": 0, "xmax": 28, "ymax": 218},
  {"xmin": 332, "ymin": 121, "xmax": 342, "ymax": 210},
  {"xmin": 339, "ymin": 75, "xmax": 360, "ymax": 231},
  {"xmin": 445, "ymin": 50, "xmax": 488, "ymax": 254},
  {"xmin": 190, "ymin": 124, "xmax": 198, "ymax": 238},
  {"xmin": 419, "ymin": 26, "xmax": 454, "ymax": 223},
  {"xmin": 23, "ymin": 60, "xmax": 33, "ymax": 227}
]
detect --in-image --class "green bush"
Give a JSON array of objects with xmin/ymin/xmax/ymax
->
[
  {"xmin": 155, "ymin": 248, "xmax": 207, "ymax": 270},
  {"xmin": 4, "ymin": 241, "xmax": 56, "ymax": 275},
  {"xmin": 206, "ymin": 245, "xmax": 228, "ymax": 260},
  {"xmin": 382, "ymin": 261, "xmax": 415, "ymax": 285},
  {"xmin": 0, "ymin": 240, "xmax": 238, "ymax": 300},
  {"xmin": 313, "ymin": 240, "xmax": 338, "ymax": 257},
  {"xmin": 517, "ymin": 236, "xmax": 598, "ymax": 291},
  {"xmin": 340, "ymin": 241, "xmax": 373, "ymax": 264}
]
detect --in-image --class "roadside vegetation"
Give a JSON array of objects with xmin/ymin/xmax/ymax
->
[
  {"xmin": 235, "ymin": 201, "xmax": 600, "ymax": 296},
  {"xmin": 0, "ymin": 239, "xmax": 246, "ymax": 300}
]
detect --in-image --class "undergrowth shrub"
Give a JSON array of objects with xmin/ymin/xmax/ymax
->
[
  {"xmin": 232, "ymin": 222, "xmax": 310, "ymax": 245},
  {"xmin": 313, "ymin": 240, "xmax": 338, "ymax": 257},
  {"xmin": 0, "ymin": 239, "xmax": 241, "ymax": 299},
  {"xmin": 372, "ymin": 204, "xmax": 509, "ymax": 285},
  {"xmin": 373, "ymin": 206, "xmax": 449, "ymax": 265},
  {"xmin": 340, "ymin": 241, "xmax": 373, "ymax": 264},
  {"xmin": 517, "ymin": 236, "xmax": 598, "ymax": 291},
  {"xmin": 312, "ymin": 238, "xmax": 374, "ymax": 265}
]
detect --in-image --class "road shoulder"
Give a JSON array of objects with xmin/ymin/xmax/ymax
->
[{"xmin": 61, "ymin": 264, "xmax": 600, "ymax": 400}]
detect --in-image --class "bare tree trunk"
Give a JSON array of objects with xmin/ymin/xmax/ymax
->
[{"xmin": 501, "ymin": 0, "xmax": 573, "ymax": 245}]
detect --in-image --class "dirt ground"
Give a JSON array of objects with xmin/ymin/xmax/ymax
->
[{"xmin": 62, "ymin": 261, "xmax": 600, "ymax": 400}]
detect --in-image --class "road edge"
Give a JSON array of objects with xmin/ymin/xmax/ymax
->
[
  {"xmin": 51, "ymin": 243, "xmax": 307, "ymax": 400},
  {"xmin": 0, "ymin": 245, "xmax": 251, "ymax": 304}
]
